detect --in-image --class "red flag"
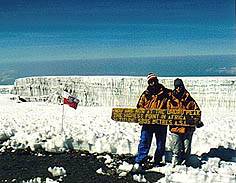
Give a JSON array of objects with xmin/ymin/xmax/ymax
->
[{"xmin": 63, "ymin": 91, "xmax": 79, "ymax": 109}]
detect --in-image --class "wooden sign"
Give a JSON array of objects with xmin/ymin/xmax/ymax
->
[{"xmin": 111, "ymin": 108, "xmax": 201, "ymax": 127}]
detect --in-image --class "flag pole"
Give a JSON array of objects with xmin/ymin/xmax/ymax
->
[{"xmin": 61, "ymin": 100, "xmax": 65, "ymax": 134}]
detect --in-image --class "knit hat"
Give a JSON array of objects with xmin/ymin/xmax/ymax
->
[
  {"xmin": 147, "ymin": 73, "xmax": 157, "ymax": 82},
  {"xmin": 174, "ymin": 78, "xmax": 184, "ymax": 88}
]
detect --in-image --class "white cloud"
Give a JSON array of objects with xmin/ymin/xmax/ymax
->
[
  {"xmin": 0, "ymin": 70, "xmax": 16, "ymax": 84},
  {"xmin": 220, "ymin": 67, "xmax": 236, "ymax": 75}
]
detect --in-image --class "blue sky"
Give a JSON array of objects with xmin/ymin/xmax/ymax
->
[{"xmin": 0, "ymin": 0, "xmax": 235, "ymax": 63}]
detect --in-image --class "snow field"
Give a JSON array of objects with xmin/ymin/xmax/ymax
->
[{"xmin": 1, "ymin": 94, "xmax": 236, "ymax": 182}]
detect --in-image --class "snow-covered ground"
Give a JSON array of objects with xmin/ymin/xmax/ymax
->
[{"xmin": 0, "ymin": 94, "xmax": 236, "ymax": 182}]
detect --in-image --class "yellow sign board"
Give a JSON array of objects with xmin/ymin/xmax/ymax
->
[{"xmin": 111, "ymin": 108, "xmax": 201, "ymax": 126}]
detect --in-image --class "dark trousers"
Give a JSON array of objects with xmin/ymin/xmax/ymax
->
[
  {"xmin": 135, "ymin": 124, "xmax": 167, "ymax": 164},
  {"xmin": 171, "ymin": 130, "xmax": 194, "ymax": 165}
]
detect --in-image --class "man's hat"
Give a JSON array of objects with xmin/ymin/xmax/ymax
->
[
  {"xmin": 174, "ymin": 78, "xmax": 184, "ymax": 88},
  {"xmin": 147, "ymin": 73, "xmax": 157, "ymax": 82}
]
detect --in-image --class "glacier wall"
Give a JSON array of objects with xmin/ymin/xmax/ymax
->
[{"xmin": 13, "ymin": 76, "xmax": 236, "ymax": 110}]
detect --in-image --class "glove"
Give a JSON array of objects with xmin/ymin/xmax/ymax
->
[{"xmin": 196, "ymin": 121, "xmax": 204, "ymax": 128}]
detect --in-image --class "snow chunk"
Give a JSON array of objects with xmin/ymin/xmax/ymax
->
[
  {"xmin": 118, "ymin": 161, "xmax": 133, "ymax": 172},
  {"xmin": 48, "ymin": 166, "xmax": 66, "ymax": 177},
  {"xmin": 96, "ymin": 168, "xmax": 106, "ymax": 175},
  {"xmin": 132, "ymin": 174, "xmax": 147, "ymax": 182}
]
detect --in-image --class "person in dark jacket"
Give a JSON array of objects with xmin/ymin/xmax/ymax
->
[
  {"xmin": 168, "ymin": 78, "xmax": 203, "ymax": 166},
  {"xmin": 132, "ymin": 73, "xmax": 171, "ymax": 172}
]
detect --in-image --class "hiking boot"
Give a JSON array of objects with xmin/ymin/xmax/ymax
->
[
  {"xmin": 142, "ymin": 161, "xmax": 165, "ymax": 170},
  {"xmin": 142, "ymin": 162, "xmax": 155, "ymax": 170},
  {"xmin": 154, "ymin": 162, "xmax": 166, "ymax": 167}
]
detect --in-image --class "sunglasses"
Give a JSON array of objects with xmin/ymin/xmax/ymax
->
[{"xmin": 148, "ymin": 80, "xmax": 155, "ymax": 85}]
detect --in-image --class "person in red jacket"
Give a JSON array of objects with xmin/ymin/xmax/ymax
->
[
  {"xmin": 168, "ymin": 78, "xmax": 203, "ymax": 166},
  {"xmin": 132, "ymin": 73, "xmax": 171, "ymax": 172}
]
